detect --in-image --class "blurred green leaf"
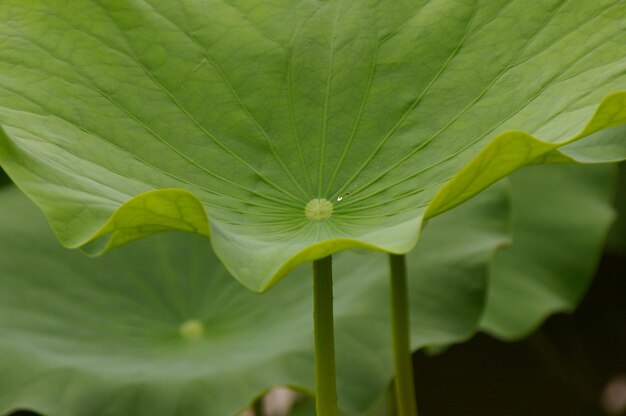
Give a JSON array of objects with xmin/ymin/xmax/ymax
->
[
  {"xmin": 0, "ymin": 179, "xmax": 509, "ymax": 416},
  {"xmin": 480, "ymin": 164, "xmax": 616, "ymax": 339}
]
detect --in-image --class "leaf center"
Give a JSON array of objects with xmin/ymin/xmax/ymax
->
[
  {"xmin": 305, "ymin": 199, "xmax": 334, "ymax": 220},
  {"xmin": 179, "ymin": 319, "xmax": 204, "ymax": 340}
]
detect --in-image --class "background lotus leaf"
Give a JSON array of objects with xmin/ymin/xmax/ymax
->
[
  {"xmin": 481, "ymin": 163, "xmax": 617, "ymax": 339},
  {"xmin": 0, "ymin": 182, "xmax": 509, "ymax": 416}
]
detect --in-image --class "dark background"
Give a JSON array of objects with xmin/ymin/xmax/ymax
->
[{"xmin": 414, "ymin": 252, "xmax": 626, "ymax": 416}]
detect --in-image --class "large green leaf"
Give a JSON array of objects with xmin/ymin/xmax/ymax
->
[
  {"xmin": 480, "ymin": 163, "xmax": 617, "ymax": 339},
  {"xmin": 0, "ymin": 180, "xmax": 509, "ymax": 416},
  {"xmin": 0, "ymin": 1, "xmax": 625, "ymax": 290}
]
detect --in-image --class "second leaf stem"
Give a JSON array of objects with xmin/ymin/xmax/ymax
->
[
  {"xmin": 313, "ymin": 255, "xmax": 339, "ymax": 416},
  {"xmin": 389, "ymin": 254, "xmax": 418, "ymax": 416}
]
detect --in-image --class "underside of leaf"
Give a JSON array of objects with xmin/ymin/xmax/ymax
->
[{"xmin": 0, "ymin": 0, "xmax": 625, "ymax": 290}]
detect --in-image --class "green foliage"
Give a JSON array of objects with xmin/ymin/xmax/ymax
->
[
  {"xmin": 1, "ymin": 159, "xmax": 618, "ymax": 416},
  {"xmin": 481, "ymin": 164, "xmax": 617, "ymax": 339},
  {"xmin": 0, "ymin": 2, "xmax": 624, "ymax": 415},
  {"xmin": 0, "ymin": 183, "xmax": 508, "ymax": 416},
  {"xmin": 561, "ymin": 125, "xmax": 626, "ymax": 163},
  {"xmin": 1, "ymin": 1, "xmax": 625, "ymax": 290}
]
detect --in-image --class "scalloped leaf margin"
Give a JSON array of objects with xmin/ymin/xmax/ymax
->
[{"xmin": 1, "ymin": 91, "xmax": 625, "ymax": 291}]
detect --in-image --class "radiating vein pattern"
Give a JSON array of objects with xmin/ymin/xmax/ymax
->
[{"xmin": 0, "ymin": 0, "xmax": 625, "ymax": 289}]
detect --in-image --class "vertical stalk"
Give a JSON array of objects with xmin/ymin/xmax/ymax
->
[
  {"xmin": 389, "ymin": 254, "xmax": 418, "ymax": 416},
  {"xmin": 313, "ymin": 255, "xmax": 339, "ymax": 416}
]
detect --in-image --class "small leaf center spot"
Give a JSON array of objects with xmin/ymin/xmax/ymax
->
[
  {"xmin": 305, "ymin": 198, "xmax": 333, "ymax": 220},
  {"xmin": 179, "ymin": 319, "xmax": 204, "ymax": 340}
]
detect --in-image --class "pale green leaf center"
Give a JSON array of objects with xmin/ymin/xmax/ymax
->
[{"xmin": 305, "ymin": 199, "xmax": 334, "ymax": 220}]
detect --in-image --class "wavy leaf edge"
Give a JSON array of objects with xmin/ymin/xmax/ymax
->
[{"xmin": 2, "ymin": 91, "xmax": 625, "ymax": 291}]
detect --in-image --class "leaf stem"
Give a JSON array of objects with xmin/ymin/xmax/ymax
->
[
  {"xmin": 389, "ymin": 254, "xmax": 418, "ymax": 416},
  {"xmin": 313, "ymin": 255, "xmax": 339, "ymax": 416}
]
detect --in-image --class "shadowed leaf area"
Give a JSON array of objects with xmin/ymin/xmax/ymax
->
[
  {"xmin": 0, "ymin": 168, "xmax": 9, "ymax": 187},
  {"xmin": 607, "ymin": 162, "xmax": 626, "ymax": 254}
]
